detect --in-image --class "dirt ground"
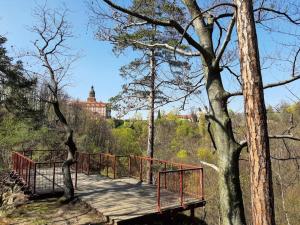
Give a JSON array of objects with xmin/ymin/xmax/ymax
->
[{"xmin": 0, "ymin": 198, "xmax": 105, "ymax": 225}]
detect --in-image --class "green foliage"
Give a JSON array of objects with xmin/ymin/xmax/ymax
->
[
  {"xmin": 0, "ymin": 113, "xmax": 62, "ymax": 167},
  {"xmin": 165, "ymin": 111, "xmax": 178, "ymax": 121},
  {"xmin": 198, "ymin": 113, "xmax": 207, "ymax": 136},
  {"xmin": 0, "ymin": 35, "xmax": 41, "ymax": 120},
  {"xmin": 176, "ymin": 149, "xmax": 188, "ymax": 159},
  {"xmin": 111, "ymin": 127, "xmax": 142, "ymax": 155},
  {"xmin": 197, "ymin": 147, "xmax": 215, "ymax": 163},
  {"xmin": 285, "ymin": 103, "xmax": 300, "ymax": 114},
  {"xmin": 176, "ymin": 120, "xmax": 198, "ymax": 138}
]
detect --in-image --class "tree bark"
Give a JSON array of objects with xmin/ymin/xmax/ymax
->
[
  {"xmin": 235, "ymin": 1, "xmax": 275, "ymax": 224},
  {"xmin": 53, "ymin": 100, "xmax": 77, "ymax": 201},
  {"xmin": 45, "ymin": 56, "xmax": 77, "ymax": 201},
  {"xmin": 146, "ymin": 49, "xmax": 155, "ymax": 184},
  {"xmin": 182, "ymin": 1, "xmax": 247, "ymax": 224},
  {"xmin": 206, "ymin": 67, "xmax": 246, "ymax": 225}
]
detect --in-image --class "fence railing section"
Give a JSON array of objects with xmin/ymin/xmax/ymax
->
[
  {"xmin": 75, "ymin": 152, "xmax": 204, "ymax": 212},
  {"xmin": 76, "ymin": 152, "xmax": 129, "ymax": 179},
  {"xmin": 128, "ymin": 155, "xmax": 200, "ymax": 183},
  {"xmin": 157, "ymin": 168, "xmax": 204, "ymax": 211},
  {"xmin": 12, "ymin": 151, "xmax": 77, "ymax": 195},
  {"xmin": 21, "ymin": 150, "xmax": 67, "ymax": 163},
  {"xmin": 13, "ymin": 151, "xmax": 204, "ymax": 211},
  {"xmin": 12, "ymin": 152, "xmax": 36, "ymax": 191}
]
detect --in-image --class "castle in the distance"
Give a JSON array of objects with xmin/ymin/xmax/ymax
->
[{"xmin": 72, "ymin": 86, "xmax": 111, "ymax": 119}]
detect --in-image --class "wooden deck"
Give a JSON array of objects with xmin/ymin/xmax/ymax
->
[
  {"xmin": 12, "ymin": 151, "xmax": 205, "ymax": 224},
  {"xmin": 75, "ymin": 173, "xmax": 205, "ymax": 224}
]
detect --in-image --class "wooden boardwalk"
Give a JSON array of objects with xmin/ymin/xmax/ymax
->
[
  {"xmin": 75, "ymin": 173, "xmax": 205, "ymax": 224},
  {"xmin": 12, "ymin": 151, "xmax": 206, "ymax": 224}
]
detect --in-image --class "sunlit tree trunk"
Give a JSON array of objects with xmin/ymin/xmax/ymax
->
[
  {"xmin": 182, "ymin": 1, "xmax": 247, "ymax": 224},
  {"xmin": 235, "ymin": 0, "xmax": 275, "ymax": 224},
  {"xmin": 147, "ymin": 49, "xmax": 155, "ymax": 184}
]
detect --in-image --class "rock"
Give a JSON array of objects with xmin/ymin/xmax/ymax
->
[{"xmin": 0, "ymin": 171, "xmax": 28, "ymax": 210}]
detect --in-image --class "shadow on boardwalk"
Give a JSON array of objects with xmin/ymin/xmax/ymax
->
[{"xmin": 119, "ymin": 213, "xmax": 208, "ymax": 225}]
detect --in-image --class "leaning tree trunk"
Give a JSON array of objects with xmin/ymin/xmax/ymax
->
[
  {"xmin": 146, "ymin": 49, "xmax": 156, "ymax": 184},
  {"xmin": 235, "ymin": 1, "xmax": 276, "ymax": 224},
  {"xmin": 53, "ymin": 100, "xmax": 77, "ymax": 201}
]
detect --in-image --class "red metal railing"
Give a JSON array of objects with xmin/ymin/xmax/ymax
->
[
  {"xmin": 12, "ymin": 150, "xmax": 204, "ymax": 211},
  {"xmin": 22, "ymin": 149, "xmax": 67, "ymax": 163},
  {"xmin": 157, "ymin": 167, "xmax": 204, "ymax": 211},
  {"xmin": 12, "ymin": 151, "xmax": 77, "ymax": 195},
  {"xmin": 128, "ymin": 155, "xmax": 200, "ymax": 183},
  {"xmin": 75, "ymin": 152, "xmax": 204, "ymax": 211},
  {"xmin": 76, "ymin": 152, "xmax": 128, "ymax": 179},
  {"xmin": 12, "ymin": 152, "xmax": 36, "ymax": 191}
]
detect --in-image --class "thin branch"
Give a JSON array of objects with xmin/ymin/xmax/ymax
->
[
  {"xmin": 239, "ymin": 134, "xmax": 300, "ymax": 149},
  {"xmin": 255, "ymin": 7, "xmax": 300, "ymax": 24},
  {"xmin": 269, "ymin": 134, "xmax": 300, "ymax": 141},
  {"xmin": 213, "ymin": 14, "xmax": 236, "ymax": 68},
  {"xmin": 292, "ymin": 48, "xmax": 300, "ymax": 77},
  {"xmin": 198, "ymin": 160, "xmax": 219, "ymax": 172},
  {"xmin": 130, "ymin": 40, "xmax": 201, "ymax": 56},
  {"xmin": 207, "ymin": 121, "xmax": 217, "ymax": 150},
  {"xmin": 227, "ymin": 74, "xmax": 300, "ymax": 98}
]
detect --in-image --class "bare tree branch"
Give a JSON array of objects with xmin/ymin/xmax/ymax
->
[
  {"xmin": 198, "ymin": 160, "xmax": 219, "ymax": 172},
  {"xmin": 255, "ymin": 7, "xmax": 300, "ymax": 25},
  {"xmin": 213, "ymin": 14, "xmax": 236, "ymax": 68},
  {"xmin": 227, "ymin": 74, "xmax": 300, "ymax": 98},
  {"xmin": 130, "ymin": 40, "xmax": 201, "ymax": 56},
  {"xmin": 269, "ymin": 134, "xmax": 300, "ymax": 141}
]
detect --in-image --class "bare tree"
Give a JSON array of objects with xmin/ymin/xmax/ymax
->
[{"xmin": 30, "ymin": 5, "xmax": 78, "ymax": 201}]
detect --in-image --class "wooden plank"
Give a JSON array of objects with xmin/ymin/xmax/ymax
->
[{"xmin": 75, "ymin": 172, "xmax": 205, "ymax": 224}]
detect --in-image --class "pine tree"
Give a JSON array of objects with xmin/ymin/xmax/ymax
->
[{"xmin": 0, "ymin": 35, "xmax": 40, "ymax": 119}]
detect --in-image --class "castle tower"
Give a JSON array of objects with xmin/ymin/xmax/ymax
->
[{"xmin": 87, "ymin": 86, "xmax": 96, "ymax": 102}]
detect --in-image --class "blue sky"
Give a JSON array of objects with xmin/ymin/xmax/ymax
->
[
  {"xmin": 0, "ymin": 0, "xmax": 130, "ymax": 104},
  {"xmin": 1, "ymin": 0, "xmax": 299, "ymax": 116}
]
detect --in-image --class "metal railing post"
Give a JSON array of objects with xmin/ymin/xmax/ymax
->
[
  {"xmin": 106, "ymin": 155, "xmax": 109, "ymax": 177},
  {"xmin": 75, "ymin": 160, "xmax": 78, "ymax": 189},
  {"xmin": 99, "ymin": 153, "xmax": 102, "ymax": 173},
  {"xmin": 28, "ymin": 162, "xmax": 31, "ymax": 188},
  {"xmin": 157, "ymin": 172, "xmax": 161, "ymax": 212},
  {"xmin": 200, "ymin": 168, "xmax": 204, "ymax": 200},
  {"xmin": 113, "ymin": 156, "xmax": 116, "ymax": 179},
  {"xmin": 128, "ymin": 156, "xmax": 131, "ymax": 177},
  {"xmin": 87, "ymin": 153, "xmax": 91, "ymax": 175},
  {"xmin": 26, "ymin": 160, "xmax": 29, "ymax": 183},
  {"xmin": 140, "ymin": 158, "xmax": 143, "ymax": 182},
  {"xmin": 52, "ymin": 162, "xmax": 56, "ymax": 192},
  {"xmin": 33, "ymin": 163, "xmax": 37, "ymax": 194},
  {"xmin": 180, "ymin": 166, "xmax": 183, "ymax": 207},
  {"xmin": 164, "ymin": 162, "xmax": 167, "ymax": 189}
]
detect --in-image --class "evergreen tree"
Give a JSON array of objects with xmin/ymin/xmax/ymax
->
[
  {"xmin": 91, "ymin": 0, "xmax": 198, "ymax": 184},
  {"xmin": 0, "ymin": 35, "xmax": 41, "ymax": 120}
]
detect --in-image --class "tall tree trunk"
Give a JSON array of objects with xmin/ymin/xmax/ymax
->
[
  {"xmin": 182, "ymin": 1, "xmax": 247, "ymax": 224},
  {"xmin": 235, "ymin": 1, "xmax": 275, "ymax": 224},
  {"xmin": 147, "ymin": 49, "xmax": 155, "ymax": 184},
  {"xmin": 206, "ymin": 68, "xmax": 246, "ymax": 225}
]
